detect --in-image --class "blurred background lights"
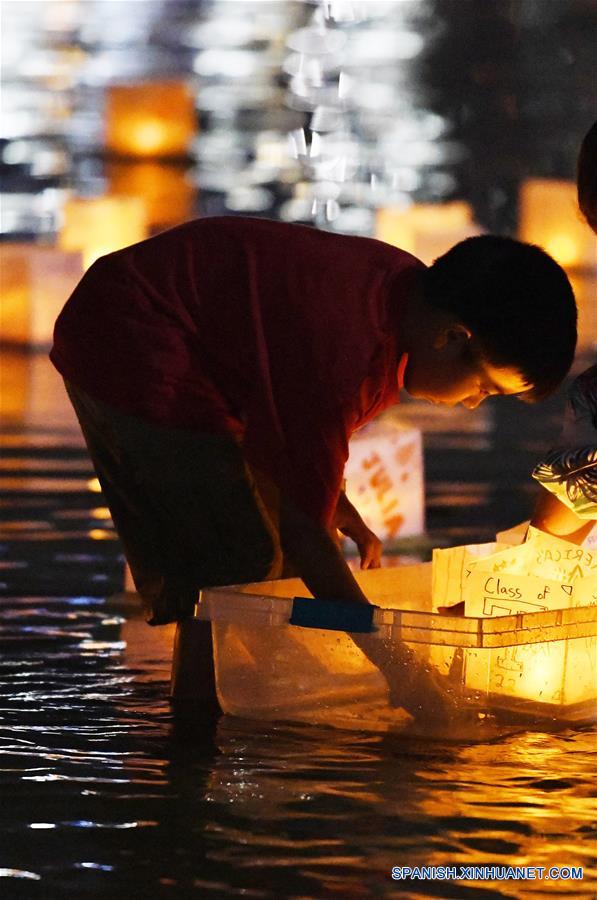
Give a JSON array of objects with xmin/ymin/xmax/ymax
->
[{"xmin": 0, "ymin": 0, "xmax": 595, "ymax": 347}]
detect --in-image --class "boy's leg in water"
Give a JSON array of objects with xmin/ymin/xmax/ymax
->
[
  {"xmin": 64, "ymin": 382, "xmax": 286, "ymax": 705},
  {"xmin": 64, "ymin": 384, "xmax": 456, "ymax": 722},
  {"xmin": 64, "ymin": 382, "xmax": 285, "ymax": 620}
]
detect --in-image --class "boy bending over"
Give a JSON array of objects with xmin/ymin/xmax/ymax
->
[{"xmin": 51, "ymin": 218, "xmax": 576, "ymax": 712}]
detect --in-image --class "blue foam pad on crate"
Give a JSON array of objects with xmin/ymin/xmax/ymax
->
[{"xmin": 290, "ymin": 596, "xmax": 377, "ymax": 633}]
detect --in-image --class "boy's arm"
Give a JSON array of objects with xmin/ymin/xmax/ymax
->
[
  {"xmin": 333, "ymin": 490, "xmax": 383, "ymax": 570},
  {"xmin": 279, "ymin": 496, "xmax": 369, "ymax": 604},
  {"xmin": 530, "ymin": 489, "xmax": 595, "ymax": 544},
  {"xmin": 280, "ymin": 495, "xmax": 456, "ymax": 722}
]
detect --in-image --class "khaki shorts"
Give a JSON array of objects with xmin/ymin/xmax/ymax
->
[{"xmin": 65, "ymin": 382, "xmax": 290, "ymax": 624}]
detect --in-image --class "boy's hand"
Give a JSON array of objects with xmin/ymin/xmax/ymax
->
[{"xmin": 333, "ymin": 490, "xmax": 383, "ymax": 569}]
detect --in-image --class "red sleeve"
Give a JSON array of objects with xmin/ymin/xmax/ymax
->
[
  {"xmin": 282, "ymin": 399, "xmax": 353, "ymax": 527},
  {"xmin": 242, "ymin": 379, "xmax": 353, "ymax": 529}
]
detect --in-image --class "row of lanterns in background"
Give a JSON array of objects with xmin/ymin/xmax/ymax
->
[
  {"xmin": 3, "ymin": 175, "xmax": 594, "ymax": 348},
  {"xmin": 1, "ymin": 0, "xmax": 596, "ymax": 351}
]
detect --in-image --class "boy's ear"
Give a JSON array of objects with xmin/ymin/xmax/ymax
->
[{"xmin": 433, "ymin": 322, "xmax": 473, "ymax": 351}]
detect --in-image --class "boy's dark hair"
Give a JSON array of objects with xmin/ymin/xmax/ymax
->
[
  {"xmin": 577, "ymin": 120, "xmax": 597, "ymax": 233},
  {"xmin": 423, "ymin": 235, "xmax": 577, "ymax": 402}
]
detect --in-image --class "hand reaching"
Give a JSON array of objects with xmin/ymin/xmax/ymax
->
[{"xmin": 333, "ymin": 490, "xmax": 383, "ymax": 569}]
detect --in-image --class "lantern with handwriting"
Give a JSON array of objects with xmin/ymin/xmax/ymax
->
[
  {"xmin": 105, "ymin": 81, "xmax": 196, "ymax": 159},
  {"xmin": 59, "ymin": 195, "xmax": 147, "ymax": 270},
  {"xmin": 376, "ymin": 202, "xmax": 481, "ymax": 264},
  {"xmin": 518, "ymin": 179, "xmax": 597, "ymax": 271},
  {"xmin": 431, "ymin": 532, "xmax": 597, "ymax": 713},
  {"xmin": 344, "ymin": 418, "xmax": 424, "ymax": 542},
  {"xmin": 0, "ymin": 243, "xmax": 83, "ymax": 347}
]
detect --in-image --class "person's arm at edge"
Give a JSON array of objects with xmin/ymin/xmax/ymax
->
[{"xmin": 530, "ymin": 488, "xmax": 595, "ymax": 544}]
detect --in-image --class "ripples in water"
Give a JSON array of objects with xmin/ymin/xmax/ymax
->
[{"xmin": 0, "ymin": 596, "xmax": 595, "ymax": 898}]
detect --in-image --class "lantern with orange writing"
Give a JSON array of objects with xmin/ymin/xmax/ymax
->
[{"xmin": 344, "ymin": 419, "xmax": 424, "ymax": 542}]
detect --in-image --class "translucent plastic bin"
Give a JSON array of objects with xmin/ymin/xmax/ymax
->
[{"xmin": 172, "ymin": 564, "xmax": 597, "ymax": 732}]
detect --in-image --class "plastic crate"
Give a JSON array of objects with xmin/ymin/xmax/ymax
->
[{"xmin": 171, "ymin": 564, "xmax": 597, "ymax": 732}]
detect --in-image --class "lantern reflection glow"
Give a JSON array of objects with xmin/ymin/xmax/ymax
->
[
  {"xmin": 106, "ymin": 161, "xmax": 195, "ymax": 229},
  {"xmin": 59, "ymin": 196, "xmax": 147, "ymax": 269}
]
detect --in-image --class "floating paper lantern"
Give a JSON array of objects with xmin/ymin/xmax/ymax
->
[
  {"xmin": 462, "ymin": 603, "xmax": 595, "ymax": 710},
  {"xmin": 518, "ymin": 179, "xmax": 597, "ymax": 271},
  {"xmin": 0, "ymin": 243, "xmax": 83, "ymax": 347},
  {"xmin": 1, "ymin": 348, "xmax": 83, "ymax": 431},
  {"xmin": 106, "ymin": 160, "xmax": 195, "ymax": 229},
  {"xmin": 59, "ymin": 195, "xmax": 147, "ymax": 269},
  {"xmin": 105, "ymin": 81, "xmax": 196, "ymax": 159},
  {"xmin": 376, "ymin": 202, "xmax": 481, "ymax": 264},
  {"xmin": 431, "ymin": 534, "xmax": 597, "ymax": 711},
  {"xmin": 344, "ymin": 418, "xmax": 424, "ymax": 542}
]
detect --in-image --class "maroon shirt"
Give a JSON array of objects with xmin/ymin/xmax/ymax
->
[{"xmin": 51, "ymin": 216, "xmax": 423, "ymax": 525}]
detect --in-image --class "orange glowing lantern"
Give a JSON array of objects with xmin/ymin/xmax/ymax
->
[
  {"xmin": 105, "ymin": 81, "xmax": 196, "ymax": 159},
  {"xmin": 518, "ymin": 179, "xmax": 597, "ymax": 270},
  {"xmin": 376, "ymin": 202, "xmax": 481, "ymax": 264},
  {"xmin": 0, "ymin": 243, "xmax": 83, "ymax": 347},
  {"xmin": 1, "ymin": 347, "xmax": 83, "ymax": 430},
  {"xmin": 59, "ymin": 195, "xmax": 147, "ymax": 269},
  {"xmin": 344, "ymin": 419, "xmax": 424, "ymax": 542},
  {"xmin": 106, "ymin": 160, "xmax": 195, "ymax": 229},
  {"xmin": 431, "ymin": 533, "xmax": 597, "ymax": 712}
]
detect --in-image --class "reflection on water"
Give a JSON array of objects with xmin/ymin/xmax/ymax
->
[{"xmin": 0, "ymin": 598, "xmax": 595, "ymax": 896}]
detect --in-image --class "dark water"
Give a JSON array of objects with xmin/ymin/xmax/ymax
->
[
  {"xmin": 1, "ymin": 353, "xmax": 596, "ymax": 898},
  {"xmin": 1, "ymin": 593, "xmax": 595, "ymax": 899}
]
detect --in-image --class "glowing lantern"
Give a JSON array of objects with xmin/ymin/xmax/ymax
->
[
  {"xmin": 344, "ymin": 419, "xmax": 424, "ymax": 542},
  {"xmin": 0, "ymin": 243, "xmax": 83, "ymax": 347},
  {"xmin": 431, "ymin": 534, "xmax": 597, "ymax": 713},
  {"xmin": 59, "ymin": 195, "xmax": 147, "ymax": 269},
  {"xmin": 106, "ymin": 160, "xmax": 195, "ymax": 229},
  {"xmin": 376, "ymin": 202, "xmax": 481, "ymax": 264},
  {"xmin": 1, "ymin": 347, "xmax": 83, "ymax": 431},
  {"xmin": 105, "ymin": 81, "xmax": 196, "ymax": 159},
  {"xmin": 518, "ymin": 179, "xmax": 597, "ymax": 270}
]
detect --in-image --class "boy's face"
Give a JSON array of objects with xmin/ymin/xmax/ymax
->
[{"xmin": 404, "ymin": 324, "xmax": 531, "ymax": 408}]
